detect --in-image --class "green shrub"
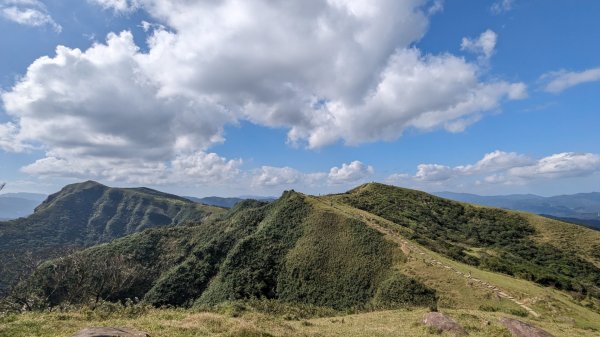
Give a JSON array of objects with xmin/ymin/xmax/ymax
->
[{"xmin": 372, "ymin": 273, "xmax": 437, "ymax": 309}]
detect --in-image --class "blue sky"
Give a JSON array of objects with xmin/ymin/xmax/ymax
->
[{"xmin": 0, "ymin": 0, "xmax": 599, "ymax": 197}]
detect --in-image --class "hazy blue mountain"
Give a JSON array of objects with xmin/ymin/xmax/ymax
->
[
  {"xmin": 0, "ymin": 193, "xmax": 47, "ymax": 220},
  {"xmin": 435, "ymin": 191, "xmax": 600, "ymax": 223}
]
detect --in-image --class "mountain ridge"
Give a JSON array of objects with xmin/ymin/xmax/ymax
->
[
  {"xmin": 9, "ymin": 182, "xmax": 599, "ymax": 332},
  {"xmin": 0, "ymin": 180, "xmax": 224, "ymax": 292}
]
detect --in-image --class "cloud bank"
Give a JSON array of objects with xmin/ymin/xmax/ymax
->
[
  {"xmin": 0, "ymin": 0, "xmax": 526, "ymax": 184},
  {"xmin": 390, "ymin": 150, "xmax": 600, "ymax": 189}
]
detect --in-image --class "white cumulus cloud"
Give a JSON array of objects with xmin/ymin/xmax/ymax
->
[
  {"xmin": 328, "ymin": 161, "xmax": 374, "ymax": 184},
  {"xmin": 509, "ymin": 152, "xmax": 600, "ymax": 179},
  {"xmin": 251, "ymin": 161, "xmax": 372, "ymax": 188}
]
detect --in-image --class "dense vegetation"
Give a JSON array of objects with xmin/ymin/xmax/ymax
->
[
  {"xmin": 0, "ymin": 181, "xmax": 223, "ymax": 294},
  {"xmin": 8, "ymin": 191, "xmax": 436, "ymax": 313},
  {"xmin": 6, "ymin": 181, "xmax": 600, "ymax": 322},
  {"xmin": 334, "ymin": 183, "xmax": 600, "ymax": 302}
]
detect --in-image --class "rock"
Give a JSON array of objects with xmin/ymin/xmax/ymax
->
[
  {"xmin": 422, "ymin": 312, "xmax": 467, "ymax": 336},
  {"xmin": 70, "ymin": 327, "xmax": 151, "ymax": 337},
  {"xmin": 499, "ymin": 317, "xmax": 555, "ymax": 337}
]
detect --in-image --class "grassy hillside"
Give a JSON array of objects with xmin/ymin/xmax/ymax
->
[
  {"xmin": 0, "ymin": 181, "xmax": 224, "ymax": 293},
  {"xmin": 329, "ymin": 183, "xmax": 600, "ymax": 308},
  {"xmin": 5, "ymin": 182, "xmax": 600, "ymax": 335},
  {"xmin": 15, "ymin": 191, "xmax": 435, "ymax": 313}
]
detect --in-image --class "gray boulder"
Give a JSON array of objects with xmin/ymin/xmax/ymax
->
[
  {"xmin": 422, "ymin": 312, "xmax": 467, "ymax": 336},
  {"xmin": 499, "ymin": 317, "xmax": 555, "ymax": 337}
]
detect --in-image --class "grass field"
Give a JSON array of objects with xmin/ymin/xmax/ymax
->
[{"xmin": 2, "ymin": 306, "xmax": 599, "ymax": 337}]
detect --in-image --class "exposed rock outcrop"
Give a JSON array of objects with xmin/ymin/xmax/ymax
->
[
  {"xmin": 499, "ymin": 317, "xmax": 555, "ymax": 337},
  {"xmin": 422, "ymin": 312, "xmax": 467, "ymax": 336}
]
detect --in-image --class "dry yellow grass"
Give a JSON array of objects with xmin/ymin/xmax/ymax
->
[
  {"xmin": 524, "ymin": 213, "xmax": 600, "ymax": 267},
  {"xmin": 2, "ymin": 307, "xmax": 599, "ymax": 337}
]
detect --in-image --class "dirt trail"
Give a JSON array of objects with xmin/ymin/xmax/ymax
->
[{"xmin": 312, "ymin": 197, "xmax": 541, "ymax": 318}]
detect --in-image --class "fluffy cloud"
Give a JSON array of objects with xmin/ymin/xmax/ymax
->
[
  {"xmin": 251, "ymin": 161, "xmax": 372, "ymax": 188},
  {"xmin": 2, "ymin": 32, "xmax": 235, "ymax": 178},
  {"xmin": 328, "ymin": 161, "xmax": 374, "ymax": 184},
  {"xmin": 0, "ymin": 0, "xmax": 61, "ymax": 32},
  {"xmin": 251, "ymin": 166, "xmax": 304, "ymax": 187},
  {"xmin": 456, "ymin": 150, "xmax": 534, "ymax": 174},
  {"xmin": 542, "ymin": 67, "xmax": 600, "ymax": 93},
  {"xmin": 1, "ymin": 0, "xmax": 526, "ymax": 183},
  {"xmin": 461, "ymin": 30, "xmax": 497, "ymax": 61},
  {"xmin": 414, "ymin": 150, "xmax": 530, "ymax": 183},
  {"xmin": 22, "ymin": 151, "xmax": 242, "ymax": 185},
  {"xmin": 390, "ymin": 150, "xmax": 600, "ymax": 187},
  {"xmin": 509, "ymin": 152, "xmax": 600, "ymax": 179},
  {"xmin": 415, "ymin": 164, "xmax": 453, "ymax": 182}
]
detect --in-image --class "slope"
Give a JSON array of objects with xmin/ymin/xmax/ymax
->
[
  {"xmin": 20, "ymin": 191, "xmax": 435, "ymax": 313},
  {"xmin": 0, "ymin": 181, "xmax": 224, "ymax": 292},
  {"xmin": 12, "ymin": 183, "xmax": 600, "ymax": 331},
  {"xmin": 329, "ymin": 183, "xmax": 600, "ymax": 310}
]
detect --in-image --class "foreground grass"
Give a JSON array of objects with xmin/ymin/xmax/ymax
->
[{"xmin": 1, "ymin": 307, "xmax": 599, "ymax": 337}]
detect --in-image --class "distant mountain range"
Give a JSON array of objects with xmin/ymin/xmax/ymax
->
[
  {"xmin": 0, "ymin": 192, "xmax": 47, "ymax": 220},
  {"xmin": 434, "ymin": 191, "xmax": 600, "ymax": 230},
  {"xmin": 185, "ymin": 195, "xmax": 276, "ymax": 208}
]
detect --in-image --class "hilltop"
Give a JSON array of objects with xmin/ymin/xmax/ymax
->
[{"xmin": 0, "ymin": 181, "xmax": 224, "ymax": 292}]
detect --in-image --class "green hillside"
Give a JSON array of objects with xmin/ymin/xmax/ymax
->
[
  {"xmin": 0, "ymin": 181, "xmax": 224, "ymax": 293},
  {"xmin": 6, "ymin": 182, "xmax": 600, "ymax": 335},
  {"xmin": 330, "ymin": 183, "xmax": 600, "ymax": 304},
  {"xmin": 18, "ymin": 191, "xmax": 435, "ymax": 313}
]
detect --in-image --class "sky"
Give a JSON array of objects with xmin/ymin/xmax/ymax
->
[{"xmin": 0, "ymin": 0, "xmax": 599, "ymax": 198}]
